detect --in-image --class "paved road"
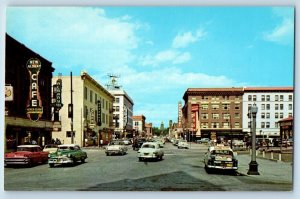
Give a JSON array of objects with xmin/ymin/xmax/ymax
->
[{"xmin": 4, "ymin": 143, "xmax": 292, "ymax": 191}]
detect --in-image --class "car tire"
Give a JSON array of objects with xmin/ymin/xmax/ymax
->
[
  {"xmin": 106, "ymin": 152, "xmax": 109, "ymax": 156},
  {"xmin": 49, "ymin": 163, "xmax": 54, "ymax": 168},
  {"xmin": 138, "ymin": 157, "xmax": 142, "ymax": 162},
  {"xmin": 81, "ymin": 158, "xmax": 85, "ymax": 163}
]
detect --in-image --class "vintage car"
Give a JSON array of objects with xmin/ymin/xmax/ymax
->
[
  {"xmin": 197, "ymin": 138, "xmax": 210, "ymax": 144},
  {"xmin": 204, "ymin": 144, "xmax": 238, "ymax": 172},
  {"xmin": 4, "ymin": 145, "xmax": 49, "ymax": 167},
  {"xmin": 137, "ymin": 142, "xmax": 164, "ymax": 161},
  {"xmin": 48, "ymin": 144, "xmax": 87, "ymax": 167},
  {"xmin": 105, "ymin": 140, "xmax": 128, "ymax": 156},
  {"xmin": 178, "ymin": 140, "xmax": 189, "ymax": 149},
  {"xmin": 43, "ymin": 144, "xmax": 58, "ymax": 154}
]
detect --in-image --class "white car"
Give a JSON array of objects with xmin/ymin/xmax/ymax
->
[
  {"xmin": 204, "ymin": 144, "xmax": 238, "ymax": 173},
  {"xmin": 178, "ymin": 140, "xmax": 189, "ymax": 149},
  {"xmin": 137, "ymin": 142, "xmax": 164, "ymax": 161},
  {"xmin": 105, "ymin": 140, "xmax": 127, "ymax": 156}
]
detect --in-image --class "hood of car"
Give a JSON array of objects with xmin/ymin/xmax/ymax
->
[{"xmin": 5, "ymin": 151, "xmax": 32, "ymax": 157}]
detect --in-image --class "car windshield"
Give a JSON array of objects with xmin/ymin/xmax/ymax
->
[
  {"xmin": 58, "ymin": 146, "xmax": 75, "ymax": 151},
  {"xmin": 211, "ymin": 150, "xmax": 233, "ymax": 155},
  {"xmin": 142, "ymin": 144, "xmax": 155, "ymax": 149},
  {"xmin": 110, "ymin": 141, "xmax": 124, "ymax": 145},
  {"xmin": 17, "ymin": 147, "xmax": 35, "ymax": 152}
]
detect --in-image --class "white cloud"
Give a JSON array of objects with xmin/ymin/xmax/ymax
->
[
  {"xmin": 139, "ymin": 50, "xmax": 191, "ymax": 66},
  {"xmin": 263, "ymin": 8, "xmax": 294, "ymax": 45},
  {"xmin": 172, "ymin": 29, "xmax": 206, "ymax": 48}
]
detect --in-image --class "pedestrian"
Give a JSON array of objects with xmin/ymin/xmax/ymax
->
[{"xmin": 100, "ymin": 139, "xmax": 103, "ymax": 148}]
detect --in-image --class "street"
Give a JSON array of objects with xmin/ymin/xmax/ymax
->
[{"xmin": 4, "ymin": 142, "xmax": 292, "ymax": 191}]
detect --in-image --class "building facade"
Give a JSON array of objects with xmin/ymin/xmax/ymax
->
[
  {"xmin": 145, "ymin": 123, "xmax": 153, "ymax": 138},
  {"xmin": 243, "ymin": 87, "xmax": 294, "ymax": 139},
  {"xmin": 133, "ymin": 115, "xmax": 146, "ymax": 137},
  {"xmin": 182, "ymin": 88, "xmax": 244, "ymax": 141},
  {"xmin": 5, "ymin": 34, "xmax": 55, "ymax": 151},
  {"xmin": 52, "ymin": 71, "xmax": 114, "ymax": 146},
  {"xmin": 109, "ymin": 89, "xmax": 134, "ymax": 139}
]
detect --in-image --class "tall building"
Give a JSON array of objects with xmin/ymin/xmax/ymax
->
[
  {"xmin": 5, "ymin": 34, "xmax": 55, "ymax": 151},
  {"xmin": 52, "ymin": 71, "xmax": 114, "ymax": 146},
  {"xmin": 106, "ymin": 75, "xmax": 134, "ymax": 138},
  {"xmin": 243, "ymin": 87, "xmax": 293, "ymax": 139},
  {"xmin": 182, "ymin": 88, "xmax": 244, "ymax": 141}
]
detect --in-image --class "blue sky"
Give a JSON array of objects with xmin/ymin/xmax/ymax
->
[{"xmin": 6, "ymin": 6, "xmax": 294, "ymax": 127}]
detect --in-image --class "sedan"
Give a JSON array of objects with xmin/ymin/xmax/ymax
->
[
  {"xmin": 4, "ymin": 145, "xmax": 49, "ymax": 167},
  {"xmin": 48, "ymin": 144, "xmax": 87, "ymax": 167},
  {"xmin": 137, "ymin": 142, "xmax": 164, "ymax": 161}
]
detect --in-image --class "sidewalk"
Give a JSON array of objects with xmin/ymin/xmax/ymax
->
[{"xmin": 236, "ymin": 153, "xmax": 293, "ymax": 183}]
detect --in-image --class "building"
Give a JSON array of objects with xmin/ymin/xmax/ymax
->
[
  {"xmin": 243, "ymin": 87, "xmax": 294, "ymax": 139},
  {"xmin": 52, "ymin": 71, "xmax": 114, "ymax": 146},
  {"xmin": 109, "ymin": 89, "xmax": 134, "ymax": 139},
  {"xmin": 278, "ymin": 116, "xmax": 293, "ymax": 141},
  {"xmin": 5, "ymin": 34, "xmax": 55, "ymax": 151},
  {"xmin": 133, "ymin": 115, "xmax": 146, "ymax": 137},
  {"xmin": 182, "ymin": 88, "xmax": 244, "ymax": 141},
  {"xmin": 145, "ymin": 123, "xmax": 153, "ymax": 138}
]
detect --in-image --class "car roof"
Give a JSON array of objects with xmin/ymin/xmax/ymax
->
[
  {"xmin": 142, "ymin": 142, "xmax": 158, "ymax": 145},
  {"xmin": 209, "ymin": 144, "xmax": 232, "ymax": 151},
  {"xmin": 17, "ymin": 145, "xmax": 40, "ymax": 148},
  {"xmin": 58, "ymin": 144, "xmax": 79, "ymax": 147}
]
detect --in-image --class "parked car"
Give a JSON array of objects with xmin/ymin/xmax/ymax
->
[
  {"xmin": 123, "ymin": 139, "xmax": 131, "ymax": 145},
  {"xmin": 4, "ymin": 145, "xmax": 49, "ymax": 167},
  {"xmin": 105, "ymin": 140, "xmax": 128, "ymax": 156},
  {"xmin": 204, "ymin": 144, "xmax": 238, "ymax": 173},
  {"xmin": 178, "ymin": 140, "xmax": 189, "ymax": 149},
  {"xmin": 48, "ymin": 144, "xmax": 87, "ymax": 167},
  {"xmin": 43, "ymin": 144, "xmax": 58, "ymax": 154},
  {"xmin": 154, "ymin": 140, "xmax": 164, "ymax": 148},
  {"xmin": 137, "ymin": 142, "xmax": 164, "ymax": 161},
  {"xmin": 197, "ymin": 138, "xmax": 210, "ymax": 144}
]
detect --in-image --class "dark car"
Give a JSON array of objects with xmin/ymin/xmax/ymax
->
[{"xmin": 132, "ymin": 138, "xmax": 146, "ymax": 150}]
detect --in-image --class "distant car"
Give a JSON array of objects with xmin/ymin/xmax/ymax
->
[
  {"xmin": 204, "ymin": 144, "xmax": 238, "ymax": 173},
  {"xmin": 123, "ymin": 139, "xmax": 131, "ymax": 145},
  {"xmin": 155, "ymin": 140, "xmax": 164, "ymax": 148},
  {"xmin": 4, "ymin": 145, "xmax": 49, "ymax": 167},
  {"xmin": 43, "ymin": 144, "xmax": 58, "ymax": 154},
  {"xmin": 132, "ymin": 138, "xmax": 146, "ymax": 150},
  {"xmin": 105, "ymin": 140, "xmax": 128, "ymax": 156},
  {"xmin": 48, "ymin": 144, "xmax": 87, "ymax": 167},
  {"xmin": 197, "ymin": 138, "xmax": 210, "ymax": 144},
  {"xmin": 178, "ymin": 140, "xmax": 189, "ymax": 149},
  {"xmin": 138, "ymin": 142, "xmax": 164, "ymax": 161}
]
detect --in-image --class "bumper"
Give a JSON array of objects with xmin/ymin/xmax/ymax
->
[
  {"xmin": 4, "ymin": 158, "xmax": 30, "ymax": 166},
  {"xmin": 138, "ymin": 153, "xmax": 158, "ymax": 159},
  {"xmin": 48, "ymin": 157, "xmax": 73, "ymax": 164},
  {"xmin": 106, "ymin": 150, "xmax": 123, "ymax": 155},
  {"xmin": 207, "ymin": 165, "xmax": 238, "ymax": 170}
]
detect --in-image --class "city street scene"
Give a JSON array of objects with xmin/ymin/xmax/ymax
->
[{"xmin": 3, "ymin": 6, "xmax": 294, "ymax": 193}]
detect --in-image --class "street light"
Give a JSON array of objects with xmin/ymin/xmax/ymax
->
[{"xmin": 247, "ymin": 104, "xmax": 260, "ymax": 175}]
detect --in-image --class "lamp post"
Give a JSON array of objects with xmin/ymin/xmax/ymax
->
[{"xmin": 247, "ymin": 104, "xmax": 260, "ymax": 175}]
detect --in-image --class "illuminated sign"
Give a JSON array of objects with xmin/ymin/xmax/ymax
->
[
  {"xmin": 26, "ymin": 58, "xmax": 43, "ymax": 121},
  {"xmin": 97, "ymin": 100, "xmax": 102, "ymax": 126},
  {"xmin": 5, "ymin": 85, "xmax": 13, "ymax": 101}
]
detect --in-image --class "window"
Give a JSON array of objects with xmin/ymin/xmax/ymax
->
[
  {"xmin": 248, "ymin": 95, "xmax": 252, "ymax": 101},
  {"xmin": 106, "ymin": 101, "xmax": 108, "ymax": 110},
  {"xmin": 201, "ymin": 122, "xmax": 208, "ymax": 128},
  {"xmin": 266, "ymin": 104, "xmax": 270, "ymax": 110},
  {"xmin": 234, "ymin": 113, "xmax": 240, "ymax": 118},
  {"xmin": 234, "ymin": 104, "xmax": 240, "ymax": 110},
  {"xmin": 275, "ymin": 104, "xmax": 279, "ymax": 110},
  {"xmin": 261, "ymin": 113, "xmax": 265, "ymax": 119},
  {"xmin": 288, "ymin": 104, "xmax": 293, "ymax": 110},
  {"xmin": 275, "ymin": 95, "xmax": 279, "ymax": 101},
  {"xmin": 84, "ymin": 87, "xmax": 88, "ymax": 100},
  {"xmin": 248, "ymin": 122, "xmax": 251, "ymax": 128},
  {"xmin": 280, "ymin": 104, "xmax": 284, "ymax": 110},
  {"xmin": 248, "ymin": 104, "xmax": 252, "ymax": 110},
  {"xmin": 288, "ymin": 112, "xmax": 293, "ymax": 117},
  {"xmin": 102, "ymin": 99, "xmax": 104, "ymax": 108},
  {"xmin": 289, "ymin": 95, "xmax": 293, "ymax": 101},
  {"xmin": 223, "ymin": 95, "xmax": 229, "ymax": 100},
  {"xmin": 90, "ymin": 90, "xmax": 93, "ymax": 103},
  {"xmin": 66, "ymin": 131, "xmax": 75, "ymax": 138},
  {"xmin": 223, "ymin": 122, "xmax": 230, "ymax": 128},
  {"xmin": 280, "ymin": 113, "xmax": 283, "ymax": 119},
  {"xmin": 102, "ymin": 113, "xmax": 105, "ymax": 124},
  {"xmin": 84, "ymin": 106, "xmax": 88, "ymax": 118},
  {"xmin": 212, "ymin": 104, "xmax": 219, "ymax": 110},
  {"xmin": 261, "ymin": 104, "xmax": 265, "ymax": 110},
  {"xmin": 134, "ymin": 121, "xmax": 139, "ymax": 126},
  {"xmin": 261, "ymin": 95, "xmax": 265, "ymax": 101},
  {"xmin": 266, "ymin": 95, "xmax": 270, "ymax": 101},
  {"xmin": 115, "ymin": 97, "xmax": 120, "ymax": 103},
  {"xmin": 95, "ymin": 94, "xmax": 97, "ymax": 104},
  {"xmin": 275, "ymin": 122, "xmax": 278, "ymax": 128},
  {"xmin": 201, "ymin": 104, "xmax": 208, "ymax": 110},
  {"xmin": 275, "ymin": 112, "xmax": 279, "ymax": 119},
  {"xmin": 211, "ymin": 122, "xmax": 219, "ymax": 128},
  {"xmin": 115, "ymin": 106, "xmax": 120, "ymax": 112},
  {"xmin": 253, "ymin": 95, "xmax": 257, "ymax": 101},
  {"xmin": 234, "ymin": 122, "xmax": 240, "ymax": 128},
  {"xmin": 212, "ymin": 113, "xmax": 219, "ymax": 119},
  {"xmin": 280, "ymin": 95, "xmax": 284, "ymax": 101},
  {"xmin": 261, "ymin": 122, "xmax": 265, "ymax": 128},
  {"xmin": 223, "ymin": 113, "xmax": 230, "ymax": 119},
  {"xmin": 201, "ymin": 113, "xmax": 208, "ymax": 119},
  {"xmin": 266, "ymin": 122, "xmax": 270, "ymax": 128},
  {"xmin": 235, "ymin": 96, "xmax": 240, "ymax": 101},
  {"xmin": 222, "ymin": 104, "xmax": 230, "ymax": 110},
  {"xmin": 266, "ymin": 113, "xmax": 270, "ymax": 119}
]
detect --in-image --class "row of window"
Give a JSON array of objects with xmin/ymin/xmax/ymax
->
[
  {"xmin": 261, "ymin": 112, "xmax": 293, "ymax": 119},
  {"xmin": 248, "ymin": 94, "xmax": 293, "ymax": 102},
  {"xmin": 84, "ymin": 105, "xmax": 111, "ymax": 126},
  {"xmin": 248, "ymin": 103, "xmax": 293, "ymax": 111},
  {"xmin": 201, "ymin": 104, "xmax": 240, "ymax": 110},
  {"xmin": 198, "ymin": 95, "xmax": 241, "ymax": 101},
  {"xmin": 201, "ymin": 122, "xmax": 240, "ymax": 128},
  {"xmin": 247, "ymin": 122, "xmax": 280, "ymax": 129},
  {"xmin": 84, "ymin": 87, "xmax": 112, "ymax": 111},
  {"xmin": 201, "ymin": 113, "xmax": 240, "ymax": 120}
]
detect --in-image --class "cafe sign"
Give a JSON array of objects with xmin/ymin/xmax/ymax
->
[{"xmin": 26, "ymin": 58, "xmax": 43, "ymax": 122}]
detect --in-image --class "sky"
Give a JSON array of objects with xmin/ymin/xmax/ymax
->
[{"xmin": 6, "ymin": 6, "xmax": 294, "ymax": 127}]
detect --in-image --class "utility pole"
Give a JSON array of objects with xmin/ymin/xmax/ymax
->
[{"xmin": 68, "ymin": 71, "xmax": 74, "ymax": 144}]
